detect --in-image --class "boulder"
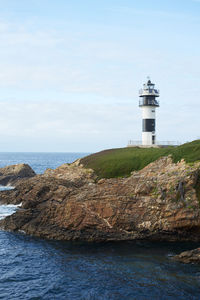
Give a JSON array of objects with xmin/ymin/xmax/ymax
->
[
  {"xmin": 0, "ymin": 164, "xmax": 36, "ymax": 186},
  {"xmin": 173, "ymin": 248, "xmax": 200, "ymax": 264}
]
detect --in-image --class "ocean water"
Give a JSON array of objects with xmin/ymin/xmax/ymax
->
[
  {"xmin": 0, "ymin": 153, "xmax": 200, "ymax": 300},
  {"xmin": 0, "ymin": 152, "xmax": 89, "ymax": 174}
]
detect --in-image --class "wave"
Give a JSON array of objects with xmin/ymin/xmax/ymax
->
[
  {"xmin": 0, "ymin": 203, "xmax": 21, "ymax": 220},
  {"xmin": 0, "ymin": 185, "xmax": 14, "ymax": 191}
]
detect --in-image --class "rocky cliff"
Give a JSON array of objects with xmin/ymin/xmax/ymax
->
[{"xmin": 0, "ymin": 156, "xmax": 200, "ymax": 243}]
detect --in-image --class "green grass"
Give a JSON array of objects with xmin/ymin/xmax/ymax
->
[{"xmin": 80, "ymin": 140, "xmax": 200, "ymax": 179}]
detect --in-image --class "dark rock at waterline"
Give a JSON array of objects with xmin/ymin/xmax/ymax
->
[
  {"xmin": 0, "ymin": 164, "xmax": 36, "ymax": 186},
  {"xmin": 173, "ymin": 248, "xmax": 200, "ymax": 264}
]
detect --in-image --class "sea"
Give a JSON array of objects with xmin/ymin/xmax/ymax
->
[{"xmin": 0, "ymin": 152, "xmax": 200, "ymax": 300}]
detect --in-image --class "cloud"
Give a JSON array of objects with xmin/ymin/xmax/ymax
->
[
  {"xmin": 0, "ymin": 19, "xmax": 139, "ymax": 97},
  {"xmin": 0, "ymin": 4, "xmax": 199, "ymax": 151},
  {"xmin": 0, "ymin": 17, "xmax": 197, "ymax": 99},
  {"xmin": 0, "ymin": 99, "xmax": 140, "ymax": 151},
  {"xmin": 0, "ymin": 93, "xmax": 199, "ymax": 152},
  {"xmin": 106, "ymin": 6, "xmax": 188, "ymax": 20},
  {"xmin": 0, "ymin": 13, "xmax": 198, "ymax": 100}
]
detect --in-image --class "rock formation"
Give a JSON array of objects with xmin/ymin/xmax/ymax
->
[
  {"xmin": 43, "ymin": 159, "xmax": 96, "ymax": 184},
  {"xmin": 0, "ymin": 156, "xmax": 200, "ymax": 243},
  {"xmin": 173, "ymin": 248, "xmax": 200, "ymax": 264},
  {"xmin": 0, "ymin": 164, "xmax": 36, "ymax": 186}
]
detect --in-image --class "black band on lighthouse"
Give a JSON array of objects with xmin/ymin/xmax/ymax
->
[{"xmin": 142, "ymin": 119, "xmax": 155, "ymax": 132}]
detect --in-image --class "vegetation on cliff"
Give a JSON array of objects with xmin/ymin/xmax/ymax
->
[{"xmin": 80, "ymin": 140, "xmax": 200, "ymax": 179}]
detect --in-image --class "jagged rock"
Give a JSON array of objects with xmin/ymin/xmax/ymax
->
[
  {"xmin": 43, "ymin": 159, "xmax": 96, "ymax": 185},
  {"xmin": 0, "ymin": 164, "xmax": 36, "ymax": 186},
  {"xmin": 0, "ymin": 156, "xmax": 200, "ymax": 242},
  {"xmin": 173, "ymin": 248, "xmax": 200, "ymax": 264}
]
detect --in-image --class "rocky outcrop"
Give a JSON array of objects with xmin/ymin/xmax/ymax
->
[
  {"xmin": 0, "ymin": 164, "xmax": 36, "ymax": 186},
  {"xmin": 0, "ymin": 156, "xmax": 200, "ymax": 242},
  {"xmin": 173, "ymin": 248, "xmax": 200, "ymax": 264},
  {"xmin": 43, "ymin": 159, "xmax": 97, "ymax": 184}
]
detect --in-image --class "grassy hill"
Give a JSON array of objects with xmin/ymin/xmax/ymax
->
[{"xmin": 80, "ymin": 140, "xmax": 200, "ymax": 179}]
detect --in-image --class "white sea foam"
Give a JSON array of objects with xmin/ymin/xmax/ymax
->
[
  {"xmin": 0, "ymin": 203, "xmax": 21, "ymax": 220},
  {"xmin": 0, "ymin": 185, "xmax": 20, "ymax": 220},
  {"xmin": 0, "ymin": 185, "xmax": 14, "ymax": 191}
]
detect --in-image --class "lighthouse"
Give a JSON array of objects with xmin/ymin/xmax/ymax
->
[{"xmin": 139, "ymin": 78, "xmax": 160, "ymax": 146}]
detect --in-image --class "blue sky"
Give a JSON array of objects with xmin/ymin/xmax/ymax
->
[{"xmin": 0, "ymin": 0, "xmax": 200, "ymax": 151}]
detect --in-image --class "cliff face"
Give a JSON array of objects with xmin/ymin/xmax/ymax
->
[{"xmin": 0, "ymin": 157, "xmax": 200, "ymax": 242}]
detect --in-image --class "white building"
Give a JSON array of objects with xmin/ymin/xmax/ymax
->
[{"xmin": 139, "ymin": 78, "xmax": 159, "ymax": 146}]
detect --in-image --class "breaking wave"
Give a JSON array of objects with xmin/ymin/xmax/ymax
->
[
  {"xmin": 0, "ymin": 185, "xmax": 20, "ymax": 220},
  {"xmin": 0, "ymin": 203, "xmax": 21, "ymax": 220}
]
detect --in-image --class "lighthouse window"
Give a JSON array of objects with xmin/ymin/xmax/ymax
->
[
  {"xmin": 152, "ymin": 110, "xmax": 155, "ymax": 113},
  {"xmin": 142, "ymin": 119, "xmax": 155, "ymax": 132}
]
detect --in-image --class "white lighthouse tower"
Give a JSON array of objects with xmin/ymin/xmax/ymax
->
[{"xmin": 139, "ymin": 78, "xmax": 160, "ymax": 146}]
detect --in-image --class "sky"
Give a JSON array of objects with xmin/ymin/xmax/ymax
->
[{"xmin": 0, "ymin": 0, "xmax": 200, "ymax": 152}]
